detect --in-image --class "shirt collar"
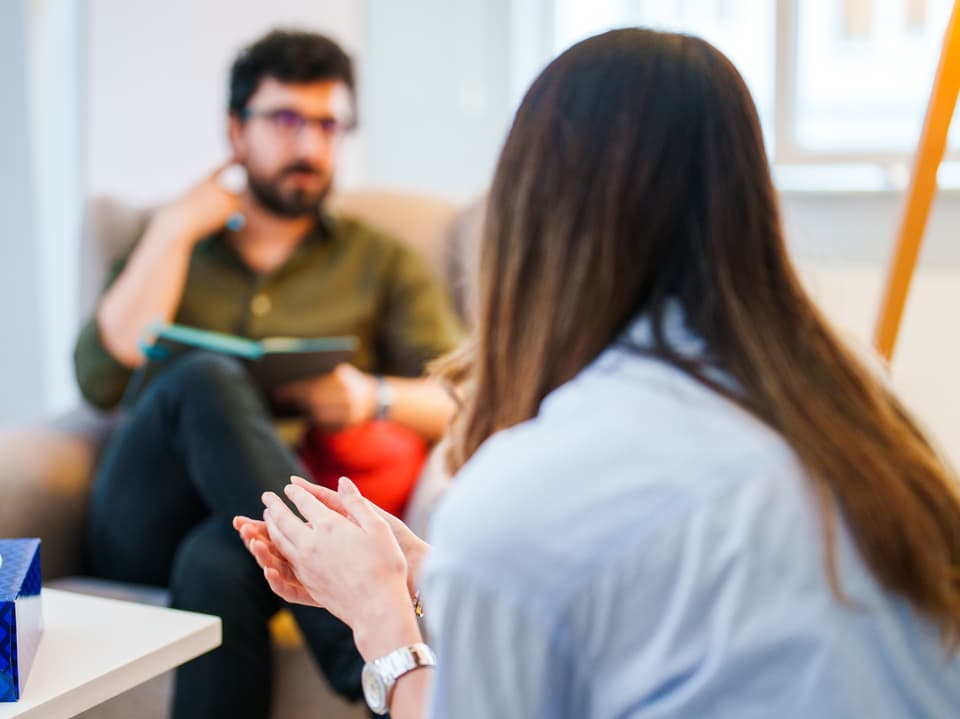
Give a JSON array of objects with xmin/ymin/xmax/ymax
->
[
  {"xmin": 201, "ymin": 209, "xmax": 336, "ymax": 271},
  {"xmin": 539, "ymin": 299, "xmax": 736, "ymax": 419}
]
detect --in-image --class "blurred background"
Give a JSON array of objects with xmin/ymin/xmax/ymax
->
[{"xmin": 2, "ymin": 0, "xmax": 959, "ymax": 460}]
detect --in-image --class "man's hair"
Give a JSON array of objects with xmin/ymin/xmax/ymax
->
[{"xmin": 228, "ymin": 29, "xmax": 355, "ymax": 115}]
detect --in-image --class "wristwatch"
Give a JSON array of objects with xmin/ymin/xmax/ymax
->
[
  {"xmin": 374, "ymin": 375, "xmax": 394, "ymax": 420},
  {"xmin": 362, "ymin": 642, "xmax": 436, "ymax": 715}
]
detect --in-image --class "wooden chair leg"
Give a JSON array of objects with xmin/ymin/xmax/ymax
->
[{"xmin": 874, "ymin": 1, "xmax": 960, "ymax": 361}]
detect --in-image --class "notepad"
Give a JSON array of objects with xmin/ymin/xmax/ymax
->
[{"xmin": 122, "ymin": 322, "xmax": 358, "ymax": 408}]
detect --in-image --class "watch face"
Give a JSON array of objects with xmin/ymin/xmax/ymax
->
[{"xmin": 362, "ymin": 664, "xmax": 388, "ymax": 713}]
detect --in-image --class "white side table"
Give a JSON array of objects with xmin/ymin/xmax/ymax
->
[{"xmin": 0, "ymin": 589, "xmax": 221, "ymax": 719}]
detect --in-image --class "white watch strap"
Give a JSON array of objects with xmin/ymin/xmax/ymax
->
[{"xmin": 374, "ymin": 642, "xmax": 436, "ymax": 682}]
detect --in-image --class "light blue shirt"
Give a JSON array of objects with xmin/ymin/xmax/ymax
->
[{"xmin": 422, "ymin": 307, "xmax": 960, "ymax": 718}]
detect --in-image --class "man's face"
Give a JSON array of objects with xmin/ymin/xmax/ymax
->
[{"xmin": 229, "ymin": 77, "xmax": 353, "ymax": 218}]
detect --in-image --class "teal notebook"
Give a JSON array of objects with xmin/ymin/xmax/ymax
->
[{"xmin": 122, "ymin": 322, "xmax": 357, "ymax": 407}]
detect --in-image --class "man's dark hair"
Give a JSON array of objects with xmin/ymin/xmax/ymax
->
[{"xmin": 229, "ymin": 29, "xmax": 355, "ymax": 115}]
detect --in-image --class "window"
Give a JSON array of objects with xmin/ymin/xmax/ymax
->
[
  {"xmin": 552, "ymin": 0, "xmax": 777, "ymax": 141},
  {"xmin": 544, "ymin": 0, "xmax": 956, "ymax": 166},
  {"xmin": 785, "ymin": 0, "xmax": 954, "ymax": 159}
]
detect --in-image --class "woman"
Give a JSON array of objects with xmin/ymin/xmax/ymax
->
[{"xmin": 235, "ymin": 29, "xmax": 960, "ymax": 717}]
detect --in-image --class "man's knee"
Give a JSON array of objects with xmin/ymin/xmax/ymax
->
[
  {"xmin": 164, "ymin": 351, "xmax": 248, "ymax": 396},
  {"xmin": 148, "ymin": 351, "xmax": 263, "ymax": 422},
  {"xmin": 169, "ymin": 519, "xmax": 267, "ymax": 614}
]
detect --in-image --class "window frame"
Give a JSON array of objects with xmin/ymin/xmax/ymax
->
[{"xmin": 773, "ymin": 0, "xmax": 959, "ymax": 166}]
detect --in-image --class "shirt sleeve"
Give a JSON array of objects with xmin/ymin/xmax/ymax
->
[
  {"xmin": 375, "ymin": 242, "xmax": 465, "ymax": 377},
  {"xmin": 421, "ymin": 564, "xmax": 587, "ymax": 719},
  {"xmin": 73, "ymin": 253, "xmax": 134, "ymax": 410}
]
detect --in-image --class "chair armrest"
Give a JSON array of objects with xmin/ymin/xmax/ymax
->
[{"xmin": 0, "ymin": 405, "xmax": 116, "ymax": 578}]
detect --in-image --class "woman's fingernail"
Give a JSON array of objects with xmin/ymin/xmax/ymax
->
[
  {"xmin": 338, "ymin": 476, "xmax": 357, "ymax": 493},
  {"xmin": 290, "ymin": 474, "xmax": 306, "ymax": 483}
]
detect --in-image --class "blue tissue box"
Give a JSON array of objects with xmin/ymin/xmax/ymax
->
[{"xmin": 0, "ymin": 539, "xmax": 42, "ymax": 702}]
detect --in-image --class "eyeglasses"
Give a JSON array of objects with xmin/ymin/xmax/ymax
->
[{"xmin": 239, "ymin": 108, "xmax": 356, "ymax": 139}]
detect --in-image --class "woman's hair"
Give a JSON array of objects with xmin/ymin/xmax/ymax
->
[{"xmin": 439, "ymin": 28, "xmax": 960, "ymax": 646}]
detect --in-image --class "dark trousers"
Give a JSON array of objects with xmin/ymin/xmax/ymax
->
[{"xmin": 84, "ymin": 352, "xmax": 364, "ymax": 719}]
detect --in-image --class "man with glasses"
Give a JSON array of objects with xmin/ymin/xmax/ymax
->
[{"xmin": 73, "ymin": 29, "xmax": 462, "ymax": 719}]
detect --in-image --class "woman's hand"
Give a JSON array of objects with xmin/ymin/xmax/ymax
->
[
  {"xmin": 233, "ymin": 515, "xmax": 317, "ymax": 606},
  {"xmin": 287, "ymin": 475, "xmax": 433, "ymax": 594},
  {"xmin": 235, "ymin": 476, "xmax": 423, "ymax": 660},
  {"xmin": 235, "ymin": 476, "xmax": 433, "ymax": 601}
]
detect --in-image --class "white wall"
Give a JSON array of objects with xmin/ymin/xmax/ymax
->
[
  {"xmin": 362, "ymin": 0, "xmax": 514, "ymax": 201},
  {"xmin": 28, "ymin": 0, "xmax": 85, "ymax": 420},
  {"xmin": 782, "ymin": 191, "xmax": 960, "ymax": 266},
  {"xmin": 0, "ymin": 0, "xmax": 44, "ymax": 426},
  {"xmin": 87, "ymin": 0, "xmax": 960, "ymax": 266},
  {"xmin": 6, "ymin": 0, "xmax": 960, "ymax": 436},
  {"xmin": 86, "ymin": 0, "xmax": 366, "ymax": 205}
]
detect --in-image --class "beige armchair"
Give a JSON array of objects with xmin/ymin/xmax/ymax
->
[{"xmin": 0, "ymin": 189, "xmax": 480, "ymax": 718}]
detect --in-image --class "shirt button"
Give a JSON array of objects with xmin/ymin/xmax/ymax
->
[{"xmin": 250, "ymin": 293, "xmax": 272, "ymax": 317}]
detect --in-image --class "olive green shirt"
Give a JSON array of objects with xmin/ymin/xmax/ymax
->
[{"xmin": 74, "ymin": 215, "xmax": 464, "ymax": 410}]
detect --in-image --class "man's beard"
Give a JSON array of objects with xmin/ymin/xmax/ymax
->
[{"xmin": 247, "ymin": 162, "xmax": 331, "ymax": 218}]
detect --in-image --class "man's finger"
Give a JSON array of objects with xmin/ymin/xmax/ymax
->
[
  {"xmin": 273, "ymin": 383, "xmax": 303, "ymax": 403},
  {"xmin": 311, "ymin": 399, "xmax": 348, "ymax": 424}
]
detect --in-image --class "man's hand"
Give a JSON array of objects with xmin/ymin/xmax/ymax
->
[
  {"xmin": 94, "ymin": 163, "xmax": 246, "ymax": 370},
  {"xmin": 154, "ymin": 164, "xmax": 244, "ymax": 241},
  {"xmin": 274, "ymin": 363, "xmax": 378, "ymax": 432}
]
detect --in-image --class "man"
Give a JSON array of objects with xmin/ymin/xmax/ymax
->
[{"xmin": 73, "ymin": 30, "xmax": 462, "ymax": 719}]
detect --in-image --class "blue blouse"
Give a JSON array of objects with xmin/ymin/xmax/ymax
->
[{"xmin": 422, "ymin": 307, "xmax": 960, "ymax": 717}]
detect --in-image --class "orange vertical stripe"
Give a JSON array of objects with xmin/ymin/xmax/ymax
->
[{"xmin": 874, "ymin": 1, "xmax": 960, "ymax": 361}]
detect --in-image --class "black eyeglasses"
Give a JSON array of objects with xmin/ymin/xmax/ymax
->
[{"xmin": 239, "ymin": 108, "xmax": 357, "ymax": 139}]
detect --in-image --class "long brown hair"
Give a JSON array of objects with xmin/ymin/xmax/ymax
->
[{"xmin": 440, "ymin": 29, "xmax": 960, "ymax": 646}]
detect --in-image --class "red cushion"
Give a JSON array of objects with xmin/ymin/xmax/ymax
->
[{"xmin": 297, "ymin": 421, "xmax": 429, "ymax": 517}]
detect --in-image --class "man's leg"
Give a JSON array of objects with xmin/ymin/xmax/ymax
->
[
  {"xmin": 84, "ymin": 352, "xmax": 364, "ymax": 714},
  {"xmin": 169, "ymin": 517, "xmax": 281, "ymax": 719},
  {"xmin": 288, "ymin": 603, "xmax": 366, "ymax": 704},
  {"xmin": 170, "ymin": 517, "xmax": 367, "ymax": 719},
  {"xmin": 85, "ymin": 351, "xmax": 304, "ymax": 584}
]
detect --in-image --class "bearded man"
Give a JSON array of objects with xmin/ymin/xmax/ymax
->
[{"xmin": 73, "ymin": 29, "xmax": 462, "ymax": 719}]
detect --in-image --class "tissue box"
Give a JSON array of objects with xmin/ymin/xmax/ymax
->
[{"xmin": 0, "ymin": 539, "xmax": 42, "ymax": 702}]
